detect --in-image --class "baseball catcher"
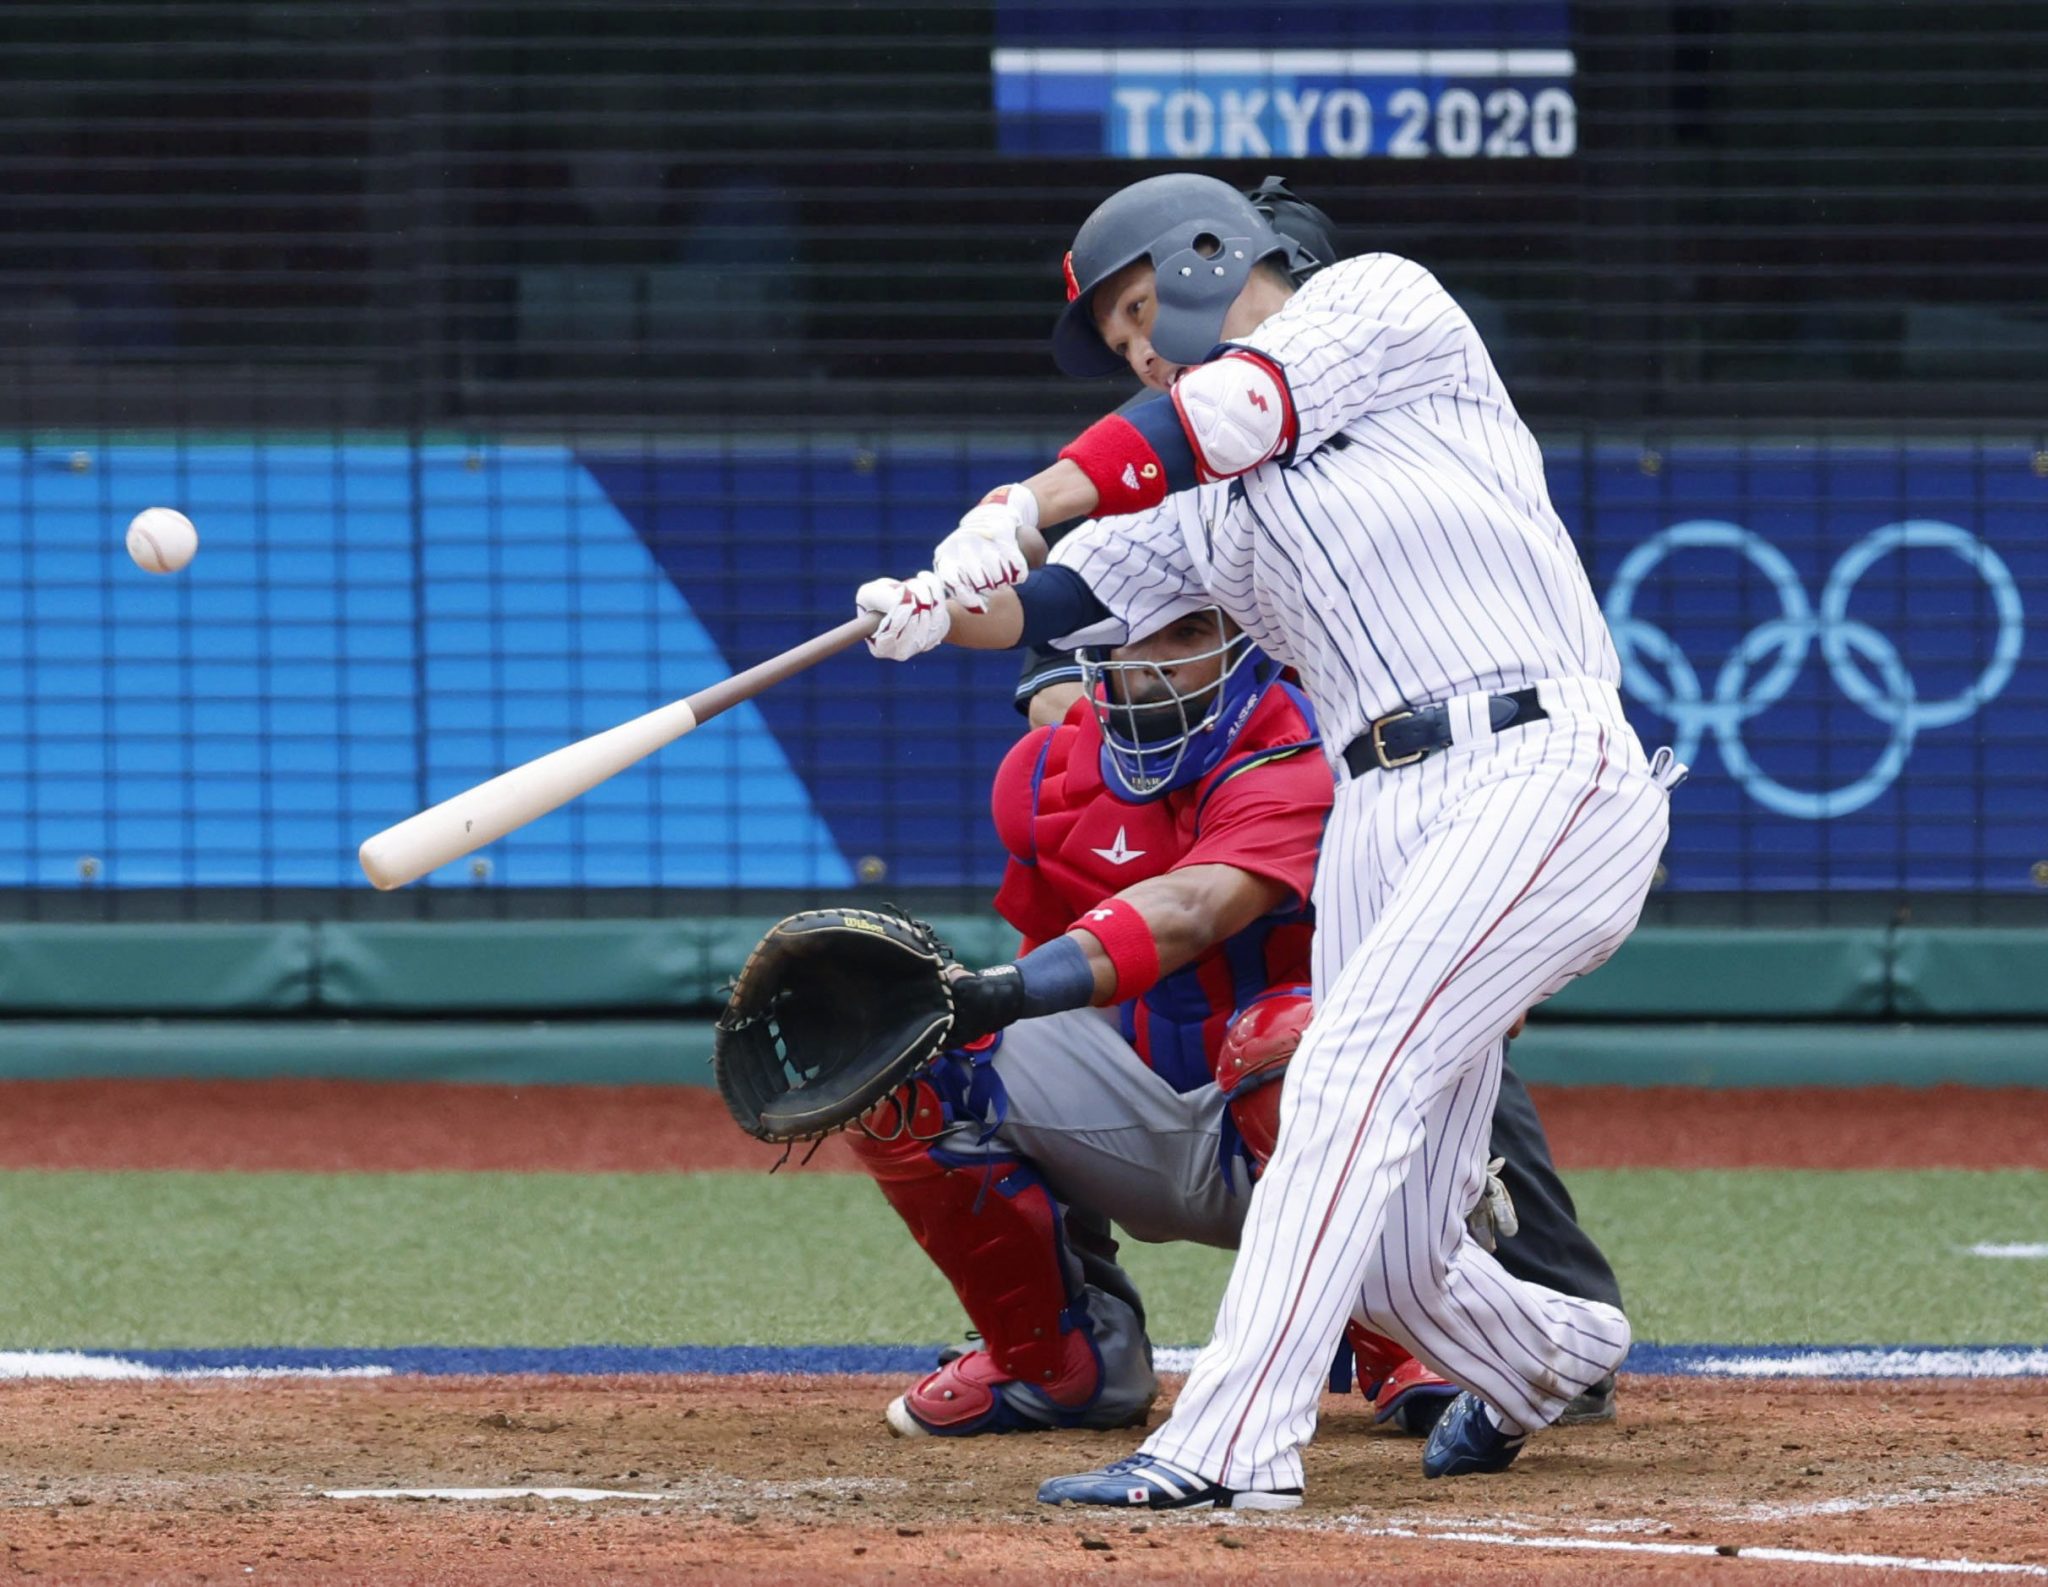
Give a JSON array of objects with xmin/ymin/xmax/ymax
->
[{"xmin": 720, "ymin": 597, "xmax": 1623, "ymax": 1439}]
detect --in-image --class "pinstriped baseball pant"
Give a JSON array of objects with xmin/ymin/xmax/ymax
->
[{"xmin": 1139, "ymin": 690, "xmax": 1671, "ymax": 1494}]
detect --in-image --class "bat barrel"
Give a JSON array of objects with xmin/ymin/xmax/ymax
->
[
  {"xmin": 357, "ymin": 697, "xmax": 699, "ymax": 889},
  {"xmin": 355, "ymin": 611, "xmax": 878, "ymax": 891}
]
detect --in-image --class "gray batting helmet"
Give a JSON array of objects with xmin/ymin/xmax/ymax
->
[{"xmin": 1052, "ymin": 173, "xmax": 1297, "ymax": 378}]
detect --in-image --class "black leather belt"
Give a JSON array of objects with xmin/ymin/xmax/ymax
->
[{"xmin": 1341, "ymin": 687, "xmax": 1549, "ymax": 776}]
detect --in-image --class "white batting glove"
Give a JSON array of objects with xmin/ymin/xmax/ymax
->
[
  {"xmin": 856, "ymin": 571, "xmax": 951, "ymax": 661},
  {"xmin": 1466, "ymin": 1157, "xmax": 1519, "ymax": 1253},
  {"xmin": 934, "ymin": 484, "xmax": 1039, "ymax": 614}
]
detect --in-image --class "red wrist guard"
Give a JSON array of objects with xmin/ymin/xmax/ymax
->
[
  {"xmin": 1058, "ymin": 415, "xmax": 1169, "ymax": 516},
  {"xmin": 1072, "ymin": 898, "xmax": 1163, "ymax": 1001}
]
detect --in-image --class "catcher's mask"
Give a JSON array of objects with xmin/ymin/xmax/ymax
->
[{"xmin": 1081, "ymin": 606, "xmax": 1273, "ymax": 800}]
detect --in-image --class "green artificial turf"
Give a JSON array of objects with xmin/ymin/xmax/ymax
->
[
  {"xmin": 0, "ymin": 1169, "xmax": 2040, "ymax": 1349},
  {"xmin": 1573, "ymin": 1170, "xmax": 2048, "ymax": 1345}
]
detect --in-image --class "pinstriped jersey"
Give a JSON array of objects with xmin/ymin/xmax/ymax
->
[
  {"xmin": 987, "ymin": 684, "xmax": 1323, "ymax": 1094},
  {"xmin": 1045, "ymin": 253, "xmax": 1621, "ymax": 759}
]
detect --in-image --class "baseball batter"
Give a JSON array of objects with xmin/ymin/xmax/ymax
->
[
  {"xmin": 852, "ymin": 601, "xmax": 1621, "ymax": 1443},
  {"xmin": 858, "ymin": 173, "xmax": 1684, "ymax": 1506}
]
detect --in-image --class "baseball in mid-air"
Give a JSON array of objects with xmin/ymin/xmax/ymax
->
[{"xmin": 125, "ymin": 507, "xmax": 199, "ymax": 575}]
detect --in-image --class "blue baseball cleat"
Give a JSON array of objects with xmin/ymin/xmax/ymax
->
[
  {"xmin": 1421, "ymin": 1392, "xmax": 1528, "ymax": 1478},
  {"xmin": 1037, "ymin": 1453, "xmax": 1302, "ymax": 1511}
]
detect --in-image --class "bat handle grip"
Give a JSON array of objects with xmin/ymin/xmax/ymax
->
[{"xmin": 684, "ymin": 611, "xmax": 881, "ymax": 727}]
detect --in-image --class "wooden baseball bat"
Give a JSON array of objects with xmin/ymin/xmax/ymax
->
[{"xmin": 358, "ymin": 612, "xmax": 881, "ymax": 890}]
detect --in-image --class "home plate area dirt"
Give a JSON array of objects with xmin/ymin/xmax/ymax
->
[{"xmin": 2, "ymin": 1374, "xmax": 2044, "ymax": 1584}]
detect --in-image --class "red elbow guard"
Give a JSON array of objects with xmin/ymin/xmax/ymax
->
[{"xmin": 1058, "ymin": 415, "xmax": 1170, "ymax": 516}]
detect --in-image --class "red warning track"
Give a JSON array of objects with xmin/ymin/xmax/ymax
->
[{"xmin": 0, "ymin": 1078, "xmax": 2042, "ymax": 1172}]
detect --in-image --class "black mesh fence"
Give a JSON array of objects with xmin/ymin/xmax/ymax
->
[{"xmin": 2, "ymin": 0, "xmax": 2043, "ymax": 921}]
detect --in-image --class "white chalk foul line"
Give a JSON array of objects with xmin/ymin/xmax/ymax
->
[
  {"xmin": 0, "ymin": 1351, "xmax": 391, "ymax": 1382},
  {"xmin": 1691, "ymin": 1348, "xmax": 2048, "ymax": 1379},
  {"xmin": 324, "ymin": 1487, "xmax": 666, "ymax": 1503},
  {"xmin": 1358, "ymin": 1525, "xmax": 2048, "ymax": 1577},
  {"xmin": 1970, "ymin": 1243, "xmax": 2048, "ymax": 1260}
]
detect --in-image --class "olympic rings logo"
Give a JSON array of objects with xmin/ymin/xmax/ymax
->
[{"xmin": 1604, "ymin": 520, "xmax": 2025, "ymax": 819}]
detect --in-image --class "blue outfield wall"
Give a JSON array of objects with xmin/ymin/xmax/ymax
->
[{"xmin": 1, "ymin": 439, "xmax": 2040, "ymax": 892}]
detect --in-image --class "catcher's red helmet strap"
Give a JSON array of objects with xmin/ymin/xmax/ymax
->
[{"xmin": 1062, "ymin": 250, "xmax": 1080, "ymax": 303}]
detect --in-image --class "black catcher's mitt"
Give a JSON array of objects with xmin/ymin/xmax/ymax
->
[{"xmin": 713, "ymin": 908, "xmax": 958, "ymax": 1143}]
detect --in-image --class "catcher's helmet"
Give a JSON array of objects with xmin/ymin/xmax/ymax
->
[
  {"xmin": 1052, "ymin": 173, "xmax": 1303, "ymax": 378},
  {"xmin": 1245, "ymin": 175, "xmax": 1342, "ymax": 287}
]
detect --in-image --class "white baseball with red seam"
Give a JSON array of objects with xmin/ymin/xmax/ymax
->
[{"xmin": 125, "ymin": 507, "xmax": 199, "ymax": 574}]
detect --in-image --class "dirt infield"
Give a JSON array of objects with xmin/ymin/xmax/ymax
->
[
  {"xmin": 1, "ymin": 1373, "xmax": 2043, "ymax": 1584},
  {"xmin": 1, "ymin": 1078, "xmax": 2043, "ymax": 1172},
  {"xmin": 4, "ymin": 1079, "xmax": 2044, "ymax": 1580}
]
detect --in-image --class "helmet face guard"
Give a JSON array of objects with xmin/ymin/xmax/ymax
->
[
  {"xmin": 1053, "ymin": 173, "xmax": 1292, "ymax": 378},
  {"xmin": 1082, "ymin": 610, "xmax": 1268, "ymax": 799}
]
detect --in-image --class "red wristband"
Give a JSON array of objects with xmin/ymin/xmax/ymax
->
[
  {"xmin": 1058, "ymin": 414, "xmax": 1169, "ymax": 516},
  {"xmin": 1072, "ymin": 898, "xmax": 1163, "ymax": 1001}
]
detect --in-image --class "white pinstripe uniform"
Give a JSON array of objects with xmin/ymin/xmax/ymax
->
[{"xmin": 1047, "ymin": 253, "xmax": 1678, "ymax": 1493}]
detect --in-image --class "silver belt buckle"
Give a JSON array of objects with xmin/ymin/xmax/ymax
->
[{"xmin": 1370, "ymin": 709, "xmax": 1425, "ymax": 770}]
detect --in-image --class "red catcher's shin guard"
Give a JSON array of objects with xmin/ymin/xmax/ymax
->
[
  {"xmin": 1345, "ymin": 1324, "xmax": 1417, "ymax": 1396},
  {"xmin": 849, "ymin": 1095, "xmax": 1099, "ymax": 1408},
  {"xmin": 1219, "ymin": 988, "xmax": 1303, "ymax": 1168},
  {"xmin": 1226, "ymin": 1073, "xmax": 1284, "ymax": 1165},
  {"xmin": 1370, "ymin": 1354, "xmax": 1458, "ymax": 1431}
]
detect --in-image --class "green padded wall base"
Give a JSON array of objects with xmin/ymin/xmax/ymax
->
[
  {"xmin": 0, "ymin": 922, "xmax": 2039, "ymax": 1019},
  {"xmin": 317, "ymin": 922, "xmax": 715, "ymax": 1013},
  {"xmin": 0, "ymin": 917, "xmax": 1023, "ymax": 1017},
  {"xmin": 1892, "ymin": 928, "xmax": 2048, "ymax": 1018},
  {"xmin": 0, "ymin": 924, "xmax": 316, "ymax": 1014},
  {"xmin": 313, "ymin": 916, "xmax": 1024, "ymax": 1011},
  {"xmin": 0, "ymin": 1020, "xmax": 2042, "ymax": 1088},
  {"xmin": 0, "ymin": 1021, "xmax": 705, "ymax": 1086},
  {"xmin": 1544, "ymin": 928, "xmax": 1891, "ymax": 1018},
  {"xmin": 1510, "ymin": 1022, "xmax": 2048, "ymax": 1088}
]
